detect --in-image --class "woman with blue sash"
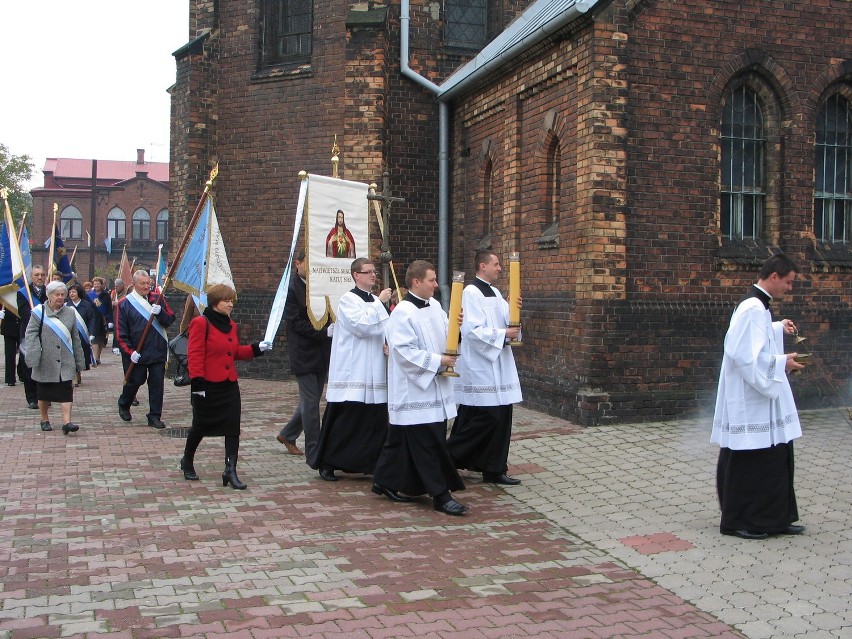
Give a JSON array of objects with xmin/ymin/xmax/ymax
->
[
  {"xmin": 66, "ymin": 283, "xmax": 96, "ymax": 385},
  {"xmin": 22, "ymin": 281, "xmax": 86, "ymax": 434}
]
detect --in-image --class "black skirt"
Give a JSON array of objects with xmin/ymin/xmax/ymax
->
[
  {"xmin": 372, "ymin": 421, "xmax": 465, "ymax": 498},
  {"xmin": 314, "ymin": 401, "xmax": 388, "ymax": 472},
  {"xmin": 446, "ymin": 404, "xmax": 513, "ymax": 474},
  {"xmin": 717, "ymin": 442, "xmax": 799, "ymax": 534},
  {"xmin": 37, "ymin": 381, "xmax": 74, "ymax": 403},
  {"xmin": 190, "ymin": 379, "xmax": 241, "ymax": 437}
]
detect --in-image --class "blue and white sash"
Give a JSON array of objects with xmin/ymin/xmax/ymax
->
[
  {"xmin": 126, "ymin": 291, "xmax": 168, "ymax": 342},
  {"xmin": 32, "ymin": 305, "xmax": 75, "ymax": 356}
]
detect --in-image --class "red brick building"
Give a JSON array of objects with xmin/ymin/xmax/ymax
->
[
  {"xmin": 30, "ymin": 150, "xmax": 169, "ymax": 283},
  {"xmin": 171, "ymin": 0, "xmax": 852, "ymax": 423}
]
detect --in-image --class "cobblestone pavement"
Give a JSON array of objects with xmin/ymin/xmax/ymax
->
[{"xmin": 0, "ymin": 350, "xmax": 850, "ymax": 639}]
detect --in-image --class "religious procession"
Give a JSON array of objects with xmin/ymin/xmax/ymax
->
[{"xmin": 1, "ymin": 151, "xmax": 820, "ymax": 538}]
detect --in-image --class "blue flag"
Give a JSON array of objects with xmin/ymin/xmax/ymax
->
[
  {"xmin": 1, "ymin": 221, "xmax": 26, "ymax": 311},
  {"xmin": 15, "ymin": 225, "xmax": 31, "ymax": 290},
  {"xmin": 171, "ymin": 198, "xmax": 211, "ymax": 308},
  {"xmin": 49, "ymin": 224, "xmax": 74, "ymax": 283}
]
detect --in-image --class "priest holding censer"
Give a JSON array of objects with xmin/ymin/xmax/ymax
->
[{"xmin": 711, "ymin": 253, "xmax": 806, "ymax": 540}]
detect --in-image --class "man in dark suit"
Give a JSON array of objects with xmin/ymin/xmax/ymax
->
[
  {"xmin": 276, "ymin": 249, "xmax": 332, "ymax": 466},
  {"xmin": 17, "ymin": 265, "xmax": 48, "ymax": 408},
  {"xmin": 1, "ymin": 303, "xmax": 21, "ymax": 386}
]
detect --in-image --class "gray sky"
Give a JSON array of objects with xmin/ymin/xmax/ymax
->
[{"xmin": 0, "ymin": 1, "xmax": 189, "ymax": 190}]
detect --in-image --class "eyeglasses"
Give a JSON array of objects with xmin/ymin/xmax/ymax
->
[{"xmin": 356, "ymin": 270, "xmax": 376, "ymax": 275}]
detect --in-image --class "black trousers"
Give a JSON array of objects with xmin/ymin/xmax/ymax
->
[
  {"xmin": 18, "ymin": 360, "xmax": 37, "ymax": 404},
  {"xmin": 119, "ymin": 358, "xmax": 165, "ymax": 421},
  {"xmin": 3, "ymin": 335, "xmax": 19, "ymax": 385}
]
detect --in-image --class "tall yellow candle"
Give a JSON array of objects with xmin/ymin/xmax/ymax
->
[
  {"xmin": 445, "ymin": 270, "xmax": 465, "ymax": 353},
  {"xmin": 508, "ymin": 252, "xmax": 520, "ymax": 325}
]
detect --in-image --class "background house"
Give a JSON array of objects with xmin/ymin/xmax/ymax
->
[
  {"xmin": 30, "ymin": 149, "xmax": 169, "ymax": 282},
  {"xmin": 170, "ymin": 0, "xmax": 852, "ymax": 424}
]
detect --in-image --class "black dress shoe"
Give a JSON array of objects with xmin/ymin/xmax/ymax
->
[
  {"xmin": 779, "ymin": 524, "xmax": 805, "ymax": 535},
  {"xmin": 319, "ymin": 468, "xmax": 338, "ymax": 481},
  {"xmin": 62, "ymin": 423, "xmax": 79, "ymax": 435},
  {"xmin": 28, "ymin": 402, "xmax": 39, "ymax": 410},
  {"xmin": 483, "ymin": 472, "xmax": 521, "ymax": 486},
  {"xmin": 721, "ymin": 528, "xmax": 769, "ymax": 540},
  {"xmin": 40, "ymin": 421, "xmax": 52, "ymax": 432},
  {"xmin": 434, "ymin": 498, "xmax": 469, "ymax": 516},
  {"xmin": 180, "ymin": 457, "xmax": 199, "ymax": 481},
  {"xmin": 371, "ymin": 483, "xmax": 412, "ymax": 502},
  {"xmin": 148, "ymin": 418, "xmax": 167, "ymax": 429},
  {"xmin": 118, "ymin": 406, "xmax": 132, "ymax": 422}
]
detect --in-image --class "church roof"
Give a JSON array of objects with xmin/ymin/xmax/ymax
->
[{"xmin": 439, "ymin": 0, "xmax": 600, "ymax": 101}]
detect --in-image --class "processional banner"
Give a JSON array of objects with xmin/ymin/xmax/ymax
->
[{"xmin": 305, "ymin": 174, "xmax": 370, "ymax": 327}]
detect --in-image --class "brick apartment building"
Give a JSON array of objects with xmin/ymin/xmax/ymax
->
[
  {"xmin": 29, "ymin": 150, "xmax": 169, "ymax": 283},
  {"xmin": 170, "ymin": 0, "xmax": 852, "ymax": 424}
]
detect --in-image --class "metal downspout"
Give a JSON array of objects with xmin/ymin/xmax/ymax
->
[{"xmin": 400, "ymin": 0, "xmax": 451, "ymax": 306}]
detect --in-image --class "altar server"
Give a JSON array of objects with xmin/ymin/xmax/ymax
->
[
  {"xmin": 371, "ymin": 260, "xmax": 468, "ymax": 515},
  {"xmin": 447, "ymin": 250, "xmax": 523, "ymax": 485},
  {"xmin": 711, "ymin": 253, "xmax": 806, "ymax": 540},
  {"xmin": 314, "ymin": 258, "xmax": 392, "ymax": 481}
]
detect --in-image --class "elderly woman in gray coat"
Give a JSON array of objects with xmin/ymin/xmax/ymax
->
[{"xmin": 23, "ymin": 280, "xmax": 86, "ymax": 434}]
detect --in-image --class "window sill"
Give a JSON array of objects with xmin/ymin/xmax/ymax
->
[
  {"xmin": 808, "ymin": 242, "xmax": 852, "ymax": 270},
  {"xmin": 713, "ymin": 239, "xmax": 776, "ymax": 269},
  {"xmin": 251, "ymin": 63, "xmax": 313, "ymax": 84},
  {"xmin": 536, "ymin": 222, "xmax": 559, "ymax": 250}
]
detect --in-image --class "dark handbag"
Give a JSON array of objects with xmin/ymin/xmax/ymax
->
[
  {"xmin": 168, "ymin": 317, "xmax": 208, "ymax": 387},
  {"xmin": 168, "ymin": 331, "xmax": 191, "ymax": 386}
]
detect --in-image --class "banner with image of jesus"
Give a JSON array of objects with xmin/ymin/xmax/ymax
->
[{"xmin": 305, "ymin": 174, "xmax": 370, "ymax": 327}]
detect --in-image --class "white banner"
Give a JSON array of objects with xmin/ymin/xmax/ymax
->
[{"xmin": 305, "ymin": 174, "xmax": 370, "ymax": 328}]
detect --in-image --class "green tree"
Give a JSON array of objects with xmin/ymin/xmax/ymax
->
[{"xmin": 0, "ymin": 143, "xmax": 34, "ymax": 227}]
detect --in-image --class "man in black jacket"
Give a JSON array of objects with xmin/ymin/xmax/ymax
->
[
  {"xmin": 276, "ymin": 250, "xmax": 332, "ymax": 466},
  {"xmin": 16, "ymin": 265, "xmax": 48, "ymax": 407},
  {"xmin": 114, "ymin": 270, "xmax": 175, "ymax": 429},
  {"xmin": 1, "ymin": 303, "xmax": 21, "ymax": 386}
]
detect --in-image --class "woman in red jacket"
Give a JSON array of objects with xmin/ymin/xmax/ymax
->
[{"xmin": 180, "ymin": 284, "xmax": 272, "ymax": 488}]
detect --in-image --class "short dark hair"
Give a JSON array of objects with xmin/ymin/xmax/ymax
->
[
  {"xmin": 67, "ymin": 283, "xmax": 87, "ymax": 299},
  {"xmin": 474, "ymin": 250, "xmax": 497, "ymax": 272},
  {"xmin": 295, "ymin": 248, "xmax": 306, "ymax": 261},
  {"xmin": 405, "ymin": 260, "xmax": 435, "ymax": 288},
  {"xmin": 760, "ymin": 253, "xmax": 798, "ymax": 280},
  {"xmin": 351, "ymin": 257, "xmax": 373, "ymax": 276},
  {"xmin": 206, "ymin": 284, "xmax": 237, "ymax": 308}
]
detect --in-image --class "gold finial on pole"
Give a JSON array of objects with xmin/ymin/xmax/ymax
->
[
  {"xmin": 53, "ymin": 202, "xmax": 59, "ymax": 215},
  {"xmin": 331, "ymin": 135, "xmax": 340, "ymax": 178},
  {"xmin": 299, "ymin": 171, "xmax": 308, "ymax": 180},
  {"xmin": 205, "ymin": 162, "xmax": 219, "ymax": 192},
  {"xmin": 0, "ymin": 187, "xmax": 8, "ymax": 201}
]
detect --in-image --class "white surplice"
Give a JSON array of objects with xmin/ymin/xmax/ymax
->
[
  {"xmin": 454, "ymin": 281, "xmax": 522, "ymax": 406},
  {"xmin": 325, "ymin": 289, "xmax": 389, "ymax": 404},
  {"xmin": 711, "ymin": 297, "xmax": 802, "ymax": 450},
  {"xmin": 385, "ymin": 297, "xmax": 456, "ymax": 425}
]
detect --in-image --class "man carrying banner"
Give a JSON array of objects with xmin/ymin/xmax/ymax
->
[
  {"xmin": 276, "ymin": 249, "xmax": 332, "ymax": 463},
  {"xmin": 371, "ymin": 260, "xmax": 468, "ymax": 515},
  {"xmin": 115, "ymin": 270, "xmax": 175, "ymax": 429},
  {"xmin": 447, "ymin": 250, "xmax": 523, "ymax": 486},
  {"xmin": 17, "ymin": 265, "xmax": 48, "ymax": 409},
  {"xmin": 313, "ymin": 258, "xmax": 392, "ymax": 481}
]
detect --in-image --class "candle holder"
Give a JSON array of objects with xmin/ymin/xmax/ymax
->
[
  {"xmin": 439, "ymin": 270, "xmax": 465, "ymax": 377},
  {"xmin": 438, "ymin": 348, "xmax": 460, "ymax": 377}
]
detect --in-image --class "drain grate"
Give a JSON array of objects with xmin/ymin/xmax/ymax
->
[{"xmin": 160, "ymin": 427, "xmax": 190, "ymax": 439}]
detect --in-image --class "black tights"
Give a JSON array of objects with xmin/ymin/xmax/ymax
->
[{"xmin": 184, "ymin": 432, "xmax": 239, "ymax": 463}]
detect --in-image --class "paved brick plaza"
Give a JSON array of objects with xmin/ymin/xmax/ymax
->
[{"xmin": 1, "ymin": 351, "xmax": 850, "ymax": 638}]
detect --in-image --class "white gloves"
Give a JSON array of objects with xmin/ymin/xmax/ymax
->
[
  {"xmin": 259, "ymin": 341, "xmax": 273, "ymax": 352},
  {"xmin": 89, "ymin": 335, "xmax": 95, "ymax": 344},
  {"xmin": 107, "ymin": 322, "xmax": 114, "ymax": 330},
  {"xmin": 130, "ymin": 351, "xmax": 141, "ymax": 363},
  {"xmin": 0, "ymin": 309, "xmax": 5, "ymax": 320},
  {"xmin": 327, "ymin": 324, "xmax": 335, "ymax": 337},
  {"xmin": 112, "ymin": 347, "xmax": 120, "ymax": 355},
  {"xmin": 150, "ymin": 304, "xmax": 162, "ymax": 315}
]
